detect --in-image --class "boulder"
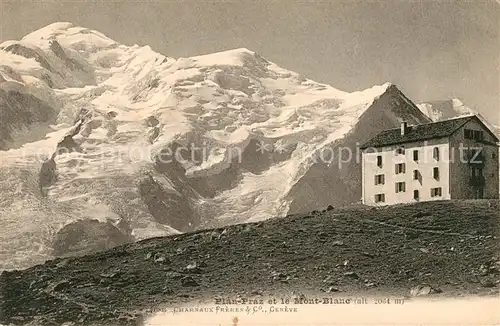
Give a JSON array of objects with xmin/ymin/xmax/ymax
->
[{"xmin": 410, "ymin": 284, "xmax": 442, "ymax": 297}]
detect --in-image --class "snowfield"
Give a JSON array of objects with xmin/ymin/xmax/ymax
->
[
  {"xmin": 417, "ymin": 99, "xmax": 476, "ymax": 122},
  {"xmin": 417, "ymin": 99, "xmax": 500, "ymax": 135},
  {"xmin": 0, "ymin": 22, "xmax": 486, "ymax": 270}
]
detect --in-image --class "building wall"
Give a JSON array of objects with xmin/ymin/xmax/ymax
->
[
  {"xmin": 449, "ymin": 119, "xmax": 499, "ymax": 199},
  {"xmin": 362, "ymin": 138, "xmax": 451, "ymax": 205}
]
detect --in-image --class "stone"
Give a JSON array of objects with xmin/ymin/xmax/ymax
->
[
  {"xmin": 323, "ymin": 275, "xmax": 337, "ymax": 286},
  {"xmin": 478, "ymin": 264, "xmax": 489, "ymax": 276},
  {"xmin": 271, "ymin": 271, "xmax": 289, "ymax": 282},
  {"xmin": 154, "ymin": 253, "xmax": 169, "ymax": 264},
  {"xmin": 480, "ymin": 279, "xmax": 495, "ymax": 288},
  {"xmin": 53, "ymin": 280, "xmax": 71, "ymax": 292},
  {"xmin": 185, "ymin": 262, "xmax": 203, "ymax": 273},
  {"xmin": 343, "ymin": 271, "xmax": 359, "ymax": 279},
  {"xmin": 180, "ymin": 276, "xmax": 199, "ymax": 287},
  {"xmin": 410, "ymin": 284, "xmax": 442, "ymax": 297},
  {"xmin": 365, "ymin": 281, "xmax": 377, "ymax": 288}
]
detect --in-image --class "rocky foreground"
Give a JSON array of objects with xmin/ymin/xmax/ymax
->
[{"xmin": 1, "ymin": 200, "xmax": 499, "ymax": 326}]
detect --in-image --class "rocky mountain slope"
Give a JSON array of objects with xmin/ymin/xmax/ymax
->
[
  {"xmin": 0, "ymin": 23, "xmax": 434, "ymax": 270},
  {"xmin": 1, "ymin": 200, "xmax": 498, "ymax": 326}
]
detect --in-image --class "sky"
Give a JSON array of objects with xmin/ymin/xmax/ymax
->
[{"xmin": 1, "ymin": 1, "xmax": 499, "ymax": 124}]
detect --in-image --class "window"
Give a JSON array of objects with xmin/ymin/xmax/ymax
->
[
  {"xmin": 465, "ymin": 129, "xmax": 484, "ymax": 141},
  {"xmin": 395, "ymin": 147, "xmax": 405, "ymax": 155},
  {"xmin": 473, "ymin": 130, "xmax": 484, "ymax": 141},
  {"xmin": 374, "ymin": 174, "xmax": 385, "ymax": 185},
  {"xmin": 376, "ymin": 155, "xmax": 383, "ymax": 167},
  {"xmin": 395, "ymin": 182, "xmax": 406, "ymax": 193},
  {"xmin": 413, "ymin": 170, "xmax": 419, "ymax": 180},
  {"xmin": 431, "ymin": 187, "xmax": 442, "ymax": 197},
  {"xmin": 395, "ymin": 163, "xmax": 406, "ymax": 174},
  {"xmin": 433, "ymin": 147, "xmax": 440, "ymax": 161},
  {"xmin": 413, "ymin": 190, "xmax": 420, "ymax": 200},
  {"xmin": 413, "ymin": 150, "xmax": 419, "ymax": 161},
  {"xmin": 375, "ymin": 194, "xmax": 385, "ymax": 203},
  {"xmin": 433, "ymin": 167, "xmax": 439, "ymax": 180}
]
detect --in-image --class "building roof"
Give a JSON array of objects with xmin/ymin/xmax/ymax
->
[{"xmin": 360, "ymin": 115, "xmax": 499, "ymax": 149}]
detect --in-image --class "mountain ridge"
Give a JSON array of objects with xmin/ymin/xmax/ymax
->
[{"xmin": 0, "ymin": 22, "xmax": 475, "ymax": 271}]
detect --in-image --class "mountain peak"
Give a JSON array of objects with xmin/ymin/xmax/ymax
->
[
  {"xmin": 189, "ymin": 47, "xmax": 261, "ymax": 67},
  {"xmin": 224, "ymin": 47, "xmax": 255, "ymax": 54},
  {"xmin": 19, "ymin": 22, "xmax": 117, "ymax": 49},
  {"xmin": 0, "ymin": 23, "xmax": 435, "ymax": 270},
  {"xmin": 26, "ymin": 22, "xmax": 75, "ymax": 36}
]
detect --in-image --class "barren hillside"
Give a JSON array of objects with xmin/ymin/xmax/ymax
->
[{"xmin": 1, "ymin": 200, "xmax": 498, "ymax": 326}]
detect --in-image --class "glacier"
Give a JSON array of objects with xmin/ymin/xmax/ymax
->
[
  {"xmin": 417, "ymin": 99, "xmax": 500, "ymax": 135},
  {"xmin": 0, "ymin": 22, "xmax": 456, "ymax": 270},
  {"xmin": 417, "ymin": 99, "xmax": 476, "ymax": 122}
]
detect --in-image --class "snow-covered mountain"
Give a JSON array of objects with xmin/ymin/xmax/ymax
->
[
  {"xmin": 417, "ymin": 99, "xmax": 476, "ymax": 122},
  {"xmin": 0, "ymin": 23, "xmax": 432, "ymax": 270},
  {"xmin": 417, "ymin": 99, "xmax": 499, "ymax": 135}
]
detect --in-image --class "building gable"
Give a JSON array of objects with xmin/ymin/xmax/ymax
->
[
  {"xmin": 360, "ymin": 115, "xmax": 499, "ymax": 150},
  {"xmin": 449, "ymin": 115, "xmax": 500, "ymax": 144}
]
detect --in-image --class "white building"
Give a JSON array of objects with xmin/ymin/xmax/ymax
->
[{"xmin": 360, "ymin": 115, "xmax": 499, "ymax": 206}]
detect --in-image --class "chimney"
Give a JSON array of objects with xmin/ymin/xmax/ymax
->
[{"xmin": 401, "ymin": 121, "xmax": 409, "ymax": 136}]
